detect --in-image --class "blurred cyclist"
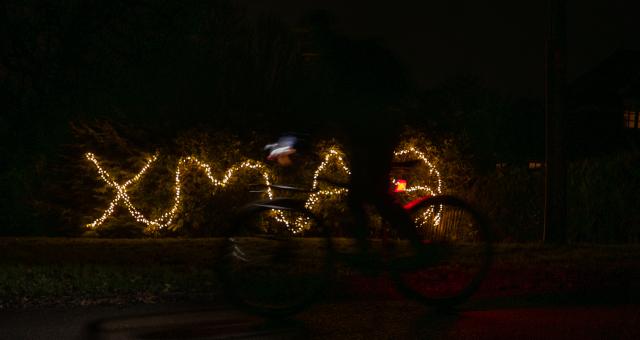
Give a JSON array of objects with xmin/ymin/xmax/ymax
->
[
  {"xmin": 269, "ymin": 11, "xmax": 416, "ymax": 241},
  {"xmin": 264, "ymin": 135, "xmax": 298, "ymax": 166}
]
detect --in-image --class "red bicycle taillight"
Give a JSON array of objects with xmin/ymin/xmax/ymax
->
[{"xmin": 394, "ymin": 179, "xmax": 407, "ymax": 192}]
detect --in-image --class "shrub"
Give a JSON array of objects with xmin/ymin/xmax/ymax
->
[
  {"xmin": 464, "ymin": 167, "xmax": 544, "ymax": 242},
  {"xmin": 43, "ymin": 120, "xmax": 274, "ymax": 237},
  {"xmin": 568, "ymin": 151, "xmax": 640, "ymax": 243}
]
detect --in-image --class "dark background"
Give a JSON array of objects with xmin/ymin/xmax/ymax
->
[
  {"xmin": 1, "ymin": 0, "xmax": 639, "ymax": 240},
  {"xmin": 238, "ymin": 0, "xmax": 640, "ymax": 97}
]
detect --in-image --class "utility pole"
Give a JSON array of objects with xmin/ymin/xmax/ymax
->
[{"xmin": 544, "ymin": 0, "xmax": 567, "ymax": 243}]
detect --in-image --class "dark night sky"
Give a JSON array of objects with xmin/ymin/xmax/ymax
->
[{"xmin": 237, "ymin": 0, "xmax": 640, "ymax": 98}]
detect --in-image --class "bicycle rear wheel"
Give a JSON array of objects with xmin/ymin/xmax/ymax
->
[
  {"xmin": 218, "ymin": 199, "xmax": 332, "ymax": 317},
  {"xmin": 390, "ymin": 195, "xmax": 492, "ymax": 307}
]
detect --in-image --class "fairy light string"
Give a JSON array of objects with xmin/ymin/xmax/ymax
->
[
  {"xmin": 86, "ymin": 153, "xmax": 274, "ymax": 232},
  {"xmin": 393, "ymin": 147, "xmax": 442, "ymax": 195},
  {"xmin": 85, "ymin": 152, "xmax": 158, "ymax": 229},
  {"xmin": 85, "ymin": 145, "xmax": 442, "ymax": 233},
  {"xmin": 394, "ymin": 147, "xmax": 445, "ymax": 229}
]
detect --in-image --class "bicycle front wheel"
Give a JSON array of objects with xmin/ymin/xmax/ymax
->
[
  {"xmin": 218, "ymin": 199, "xmax": 332, "ymax": 317},
  {"xmin": 390, "ymin": 195, "xmax": 492, "ymax": 307}
]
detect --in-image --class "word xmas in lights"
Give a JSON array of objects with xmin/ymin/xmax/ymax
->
[{"xmin": 85, "ymin": 147, "xmax": 442, "ymax": 233}]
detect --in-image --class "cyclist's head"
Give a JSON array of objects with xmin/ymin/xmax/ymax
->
[{"xmin": 264, "ymin": 133, "xmax": 309, "ymax": 166}]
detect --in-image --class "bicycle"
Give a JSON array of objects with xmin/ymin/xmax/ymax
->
[{"xmin": 218, "ymin": 152, "xmax": 492, "ymax": 318}]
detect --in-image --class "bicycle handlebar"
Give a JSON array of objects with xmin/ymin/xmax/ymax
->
[{"xmin": 251, "ymin": 159, "xmax": 419, "ymax": 193}]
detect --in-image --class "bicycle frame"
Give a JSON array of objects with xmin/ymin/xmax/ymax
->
[
  {"xmin": 221, "ymin": 161, "xmax": 492, "ymax": 317},
  {"xmin": 247, "ymin": 178, "xmax": 433, "ymax": 213}
]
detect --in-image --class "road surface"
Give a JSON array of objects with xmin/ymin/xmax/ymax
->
[{"xmin": 0, "ymin": 297, "xmax": 638, "ymax": 339}]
